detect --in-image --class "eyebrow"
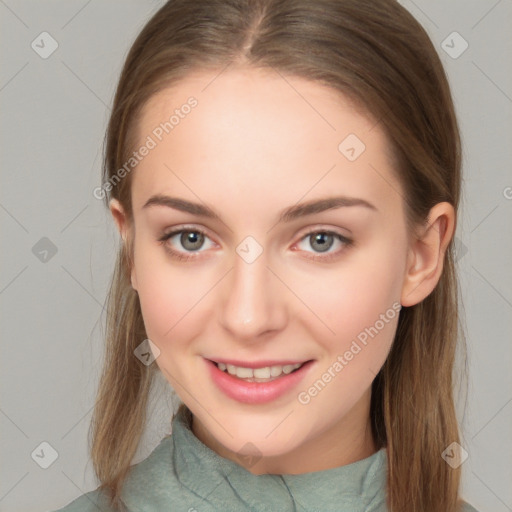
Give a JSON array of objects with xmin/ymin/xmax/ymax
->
[{"xmin": 142, "ymin": 194, "xmax": 377, "ymax": 222}]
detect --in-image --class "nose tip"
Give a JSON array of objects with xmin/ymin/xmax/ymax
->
[{"xmin": 219, "ymin": 256, "xmax": 287, "ymax": 341}]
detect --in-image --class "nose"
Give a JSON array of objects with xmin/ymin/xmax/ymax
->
[{"xmin": 219, "ymin": 247, "xmax": 288, "ymax": 341}]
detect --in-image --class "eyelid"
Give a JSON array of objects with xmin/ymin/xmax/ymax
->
[
  {"xmin": 295, "ymin": 224, "xmax": 352, "ymax": 239},
  {"xmin": 159, "ymin": 223, "xmax": 350, "ymax": 244},
  {"xmin": 160, "ymin": 224, "xmax": 216, "ymax": 242}
]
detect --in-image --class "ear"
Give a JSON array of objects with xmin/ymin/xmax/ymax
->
[
  {"xmin": 400, "ymin": 202, "xmax": 456, "ymax": 307},
  {"xmin": 109, "ymin": 198, "xmax": 138, "ymax": 291}
]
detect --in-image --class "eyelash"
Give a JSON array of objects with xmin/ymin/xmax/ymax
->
[{"xmin": 157, "ymin": 226, "xmax": 354, "ymax": 263}]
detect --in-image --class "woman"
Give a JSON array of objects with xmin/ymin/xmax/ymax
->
[{"xmin": 54, "ymin": 0, "xmax": 478, "ymax": 510}]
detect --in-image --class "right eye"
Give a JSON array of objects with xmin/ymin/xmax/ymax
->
[{"xmin": 158, "ymin": 227, "xmax": 216, "ymax": 261}]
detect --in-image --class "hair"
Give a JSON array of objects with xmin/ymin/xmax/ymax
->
[{"xmin": 90, "ymin": 0, "xmax": 469, "ymax": 510}]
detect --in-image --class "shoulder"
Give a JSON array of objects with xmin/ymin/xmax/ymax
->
[
  {"xmin": 52, "ymin": 436, "xmax": 174, "ymax": 511},
  {"xmin": 460, "ymin": 500, "xmax": 480, "ymax": 512},
  {"xmin": 50, "ymin": 488, "xmax": 117, "ymax": 512}
]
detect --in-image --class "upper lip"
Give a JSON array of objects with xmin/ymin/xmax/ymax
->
[{"xmin": 207, "ymin": 358, "xmax": 312, "ymax": 369}]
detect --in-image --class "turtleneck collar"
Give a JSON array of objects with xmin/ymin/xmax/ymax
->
[{"xmin": 169, "ymin": 404, "xmax": 388, "ymax": 511}]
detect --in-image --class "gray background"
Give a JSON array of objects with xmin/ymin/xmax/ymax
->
[{"xmin": 0, "ymin": 1, "xmax": 511, "ymax": 511}]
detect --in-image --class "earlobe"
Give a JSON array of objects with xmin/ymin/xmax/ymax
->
[
  {"xmin": 131, "ymin": 271, "xmax": 138, "ymax": 292},
  {"xmin": 400, "ymin": 202, "xmax": 455, "ymax": 307}
]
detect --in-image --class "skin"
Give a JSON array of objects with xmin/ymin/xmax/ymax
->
[{"xmin": 109, "ymin": 65, "xmax": 455, "ymax": 475}]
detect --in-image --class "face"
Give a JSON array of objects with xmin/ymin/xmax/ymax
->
[{"xmin": 111, "ymin": 66, "xmax": 413, "ymax": 474}]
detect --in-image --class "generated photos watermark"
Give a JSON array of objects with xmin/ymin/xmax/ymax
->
[
  {"xmin": 297, "ymin": 301, "xmax": 402, "ymax": 405},
  {"xmin": 93, "ymin": 96, "xmax": 198, "ymax": 200}
]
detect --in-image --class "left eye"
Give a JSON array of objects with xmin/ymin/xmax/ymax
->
[{"xmin": 296, "ymin": 230, "xmax": 352, "ymax": 256}]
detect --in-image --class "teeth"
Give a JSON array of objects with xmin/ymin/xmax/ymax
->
[
  {"xmin": 254, "ymin": 367, "xmax": 271, "ymax": 378},
  {"xmin": 270, "ymin": 366, "xmax": 282, "ymax": 377},
  {"xmin": 217, "ymin": 362, "xmax": 304, "ymax": 379}
]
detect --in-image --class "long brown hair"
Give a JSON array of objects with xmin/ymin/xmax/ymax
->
[{"xmin": 91, "ymin": 1, "xmax": 468, "ymax": 510}]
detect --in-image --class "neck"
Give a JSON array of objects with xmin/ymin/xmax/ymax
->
[{"xmin": 191, "ymin": 388, "xmax": 377, "ymax": 475}]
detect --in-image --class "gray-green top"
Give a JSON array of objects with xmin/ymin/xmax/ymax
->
[{"xmin": 53, "ymin": 405, "xmax": 479, "ymax": 512}]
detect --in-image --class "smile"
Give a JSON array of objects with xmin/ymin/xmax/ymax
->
[
  {"xmin": 214, "ymin": 361, "xmax": 305, "ymax": 382},
  {"xmin": 205, "ymin": 358, "xmax": 315, "ymax": 404}
]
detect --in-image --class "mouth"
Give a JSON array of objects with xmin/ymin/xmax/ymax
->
[
  {"xmin": 208, "ymin": 359, "xmax": 313, "ymax": 383},
  {"xmin": 205, "ymin": 357, "xmax": 315, "ymax": 404}
]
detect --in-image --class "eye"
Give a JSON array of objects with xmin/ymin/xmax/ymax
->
[
  {"xmin": 294, "ymin": 229, "xmax": 353, "ymax": 261},
  {"xmin": 158, "ymin": 226, "xmax": 353, "ymax": 263},
  {"xmin": 158, "ymin": 227, "xmax": 215, "ymax": 261}
]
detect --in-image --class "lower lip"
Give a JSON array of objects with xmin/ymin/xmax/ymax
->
[{"xmin": 205, "ymin": 358, "xmax": 315, "ymax": 404}]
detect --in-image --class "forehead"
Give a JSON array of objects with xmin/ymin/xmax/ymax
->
[
  {"xmin": 131, "ymin": 66, "xmax": 402, "ymax": 216},
  {"xmin": 138, "ymin": 66, "xmax": 378, "ymax": 144}
]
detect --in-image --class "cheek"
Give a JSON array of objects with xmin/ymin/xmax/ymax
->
[
  {"xmin": 133, "ymin": 243, "xmax": 197, "ymax": 342},
  {"xmin": 296, "ymin": 247, "xmax": 403, "ymax": 413},
  {"xmin": 300, "ymin": 239, "xmax": 405, "ymax": 354}
]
